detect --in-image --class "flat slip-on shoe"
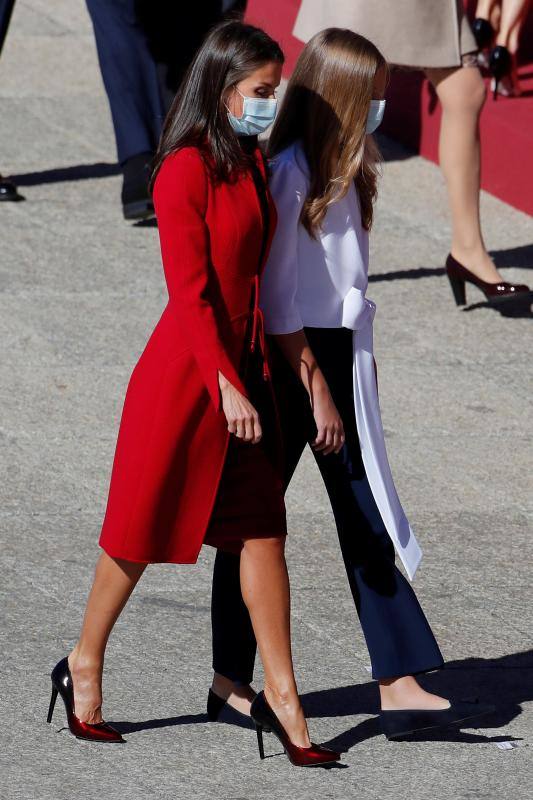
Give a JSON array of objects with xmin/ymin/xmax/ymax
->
[{"xmin": 380, "ymin": 701, "xmax": 495, "ymax": 740}]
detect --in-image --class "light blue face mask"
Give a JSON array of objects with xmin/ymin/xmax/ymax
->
[
  {"xmin": 227, "ymin": 88, "xmax": 278, "ymax": 136},
  {"xmin": 366, "ymin": 99, "xmax": 386, "ymax": 134}
]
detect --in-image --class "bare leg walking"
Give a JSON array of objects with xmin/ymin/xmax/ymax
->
[
  {"xmin": 68, "ymin": 552, "xmax": 146, "ymax": 723},
  {"xmin": 497, "ymin": 0, "xmax": 531, "ymax": 48},
  {"xmin": 425, "ymin": 65, "xmax": 505, "ymax": 284},
  {"xmin": 240, "ymin": 536, "xmax": 311, "ymax": 748}
]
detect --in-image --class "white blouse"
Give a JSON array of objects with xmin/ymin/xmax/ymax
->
[{"xmin": 261, "ymin": 142, "xmax": 422, "ymax": 580}]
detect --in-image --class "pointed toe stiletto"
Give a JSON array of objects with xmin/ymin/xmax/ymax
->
[
  {"xmin": 445, "ymin": 254, "xmax": 531, "ymax": 308},
  {"xmin": 250, "ymin": 691, "xmax": 340, "ymax": 767},
  {"xmin": 48, "ymin": 657, "xmax": 125, "ymax": 743},
  {"xmin": 380, "ymin": 700, "xmax": 496, "ymax": 740}
]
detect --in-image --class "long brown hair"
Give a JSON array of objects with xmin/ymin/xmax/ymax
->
[
  {"xmin": 150, "ymin": 20, "xmax": 284, "ymax": 189},
  {"xmin": 268, "ymin": 28, "xmax": 388, "ymax": 235}
]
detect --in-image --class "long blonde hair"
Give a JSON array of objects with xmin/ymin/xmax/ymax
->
[{"xmin": 268, "ymin": 28, "xmax": 388, "ymax": 236}]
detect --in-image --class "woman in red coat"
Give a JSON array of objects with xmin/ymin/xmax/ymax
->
[{"xmin": 47, "ymin": 21, "xmax": 338, "ymax": 767}]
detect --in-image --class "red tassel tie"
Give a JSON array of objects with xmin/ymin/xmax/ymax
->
[{"xmin": 249, "ymin": 275, "xmax": 270, "ymax": 381}]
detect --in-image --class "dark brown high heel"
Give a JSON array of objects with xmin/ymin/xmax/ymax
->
[
  {"xmin": 445, "ymin": 254, "xmax": 531, "ymax": 308},
  {"xmin": 250, "ymin": 691, "xmax": 340, "ymax": 767},
  {"xmin": 48, "ymin": 657, "xmax": 125, "ymax": 743}
]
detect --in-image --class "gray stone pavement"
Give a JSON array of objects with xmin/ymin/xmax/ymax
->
[{"xmin": 1, "ymin": 3, "xmax": 532, "ymax": 799}]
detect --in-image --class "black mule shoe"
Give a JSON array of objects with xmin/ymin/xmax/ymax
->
[
  {"xmin": 207, "ymin": 688, "xmax": 255, "ymax": 728},
  {"xmin": 380, "ymin": 700, "xmax": 495, "ymax": 740}
]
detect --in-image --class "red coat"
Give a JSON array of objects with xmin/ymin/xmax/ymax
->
[{"xmin": 99, "ymin": 145, "xmax": 277, "ymax": 563}]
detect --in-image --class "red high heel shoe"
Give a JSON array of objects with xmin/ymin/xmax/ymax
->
[
  {"xmin": 250, "ymin": 691, "xmax": 340, "ymax": 767},
  {"xmin": 446, "ymin": 254, "xmax": 531, "ymax": 308},
  {"xmin": 47, "ymin": 657, "xmax": 125, "ymax": 743}
]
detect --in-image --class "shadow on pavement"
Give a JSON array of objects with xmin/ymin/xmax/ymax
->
[
  {"xmin": 307, "ymin": 649, "xmax": 532, "ymax": 751},
  {"xmin": 490, "ymin": 243, "xmax": 533, "ymax": 270},
  {"xmin": 10, "ymin": 162, "xmax": 121, "ymax": 186},
  {"xmin": 112, "ymin": 712, "xmax": 209, "ymax": 735},
  {"xmin": 109, "ymin": 650, "xmax": 531, "ymax": 751},
  {"xmin": 461, "ymin": 299, "xmax": 533, "ymax": 317},
  {"xmin": 369, "ymin": 267, "xmax": 445, "ymax": 283}
]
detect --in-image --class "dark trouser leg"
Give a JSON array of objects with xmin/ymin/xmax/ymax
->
[
  {"xmin": 210, "ymin": 342, "xmax": 310, "ymax": 684},
  {"xmin": 85, "ymin": 0, "xmax": 164, "ymax": 164},
  {"xmin": 0, "ymin": 0, "xmax": 15, "ymax": 59},
  {"xmin": 305, "ymin": 327, "xmax": 444, "ymax": 680}
]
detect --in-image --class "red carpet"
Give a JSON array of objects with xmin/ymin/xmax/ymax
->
[{"xmin": 245, "ymin": 0, "xmax": 533, "ymax": 216}]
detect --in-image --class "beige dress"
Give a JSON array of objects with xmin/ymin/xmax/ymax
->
[{"xmin": 293, "ymin": 0, "xmax": 477, "ymax": 69}]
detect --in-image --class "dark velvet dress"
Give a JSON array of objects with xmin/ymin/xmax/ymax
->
[{"xmin": 203, "ymin": 140, "xmax": 287, "ymax": 554}]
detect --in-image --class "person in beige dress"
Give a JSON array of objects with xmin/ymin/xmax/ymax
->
[{"xmin": 294, "ymin": 0, "xmax": 531, "ymax": 308}]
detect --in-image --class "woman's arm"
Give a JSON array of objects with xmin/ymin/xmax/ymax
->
[
  {"xmin": 261, "ymin": 157, "xmax": 344, "ymax": 454},
  {"xmin": 153, "ymin": 148, "xmax": 261, "ymax": 442},
  {"xmin": 275, "ymin": 330, "xmax": 344, "ymax": 455}
]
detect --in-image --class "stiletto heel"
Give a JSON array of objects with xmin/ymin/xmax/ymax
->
[
  {"xmin": 250, "ymin": 691, "xmax": 340, "ymax": 768},
  {"xmin": 47, "ymin": 687, "xmax": 58, "ymax": 724},
  {"xmin": 256, "ymin": 724, "xmax": 266, "ymax": 759},
  {"xmin": 445, "ymin": 254, "xmax": 531, "ymax": 308},
  {"xmin": 447, "ymin": 274, "xmax": 466, "ymax": 306},
  {"xmin": 472, "ymin": 18, "xmax": 494, "ymax": 52},
  {"xmin": 48, "ymin": 657, "xmax": 125, "ymax": 743},
  {"xmin": 489, "ymin": 46, "xmax": 513, "ymax": 101}
]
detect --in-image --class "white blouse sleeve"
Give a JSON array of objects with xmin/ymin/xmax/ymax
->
[{"xmin": 260, "ymin": 158, "xmax": 306, "ymax": 335}]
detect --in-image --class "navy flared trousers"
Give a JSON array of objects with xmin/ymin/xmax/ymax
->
[{"xmin": 211, "ymin": 328, "xmax": 444, "ymax": 681}]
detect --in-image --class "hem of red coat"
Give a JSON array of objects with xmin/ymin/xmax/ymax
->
[{"xmin": 99, "ymin": 543, "xmax": 200, "ymax": 565}]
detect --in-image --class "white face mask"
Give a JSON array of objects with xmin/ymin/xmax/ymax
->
[
  {"xmin": 366, "ymin": 99, "xmax": 386, "ymax": 134},
  {"xmin": 227, "ymin": 87, "xmax": 278, "ymax": 136}
]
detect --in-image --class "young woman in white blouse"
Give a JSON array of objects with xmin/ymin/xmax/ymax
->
[{"xmin": 208, "ymin": 28, "xmax": 493, "ymax": 741}]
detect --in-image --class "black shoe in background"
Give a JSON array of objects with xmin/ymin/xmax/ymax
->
[
  {"xmin": 121, "ymin": 152, "xmax": 154, "ymax": 220},
  {"xmin": 0, "ymin": 174, "xmax": 24, "ymax": 202}
]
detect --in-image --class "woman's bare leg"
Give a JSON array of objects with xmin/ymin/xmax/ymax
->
[
  {"xmin": 67, "ymin": 552, "xmax": 146, "ymax": 723},
  {"xmin": 495, "ymin": 0, "xmax": 530, "ymax": 94},
  {"xmin": 211, "ymin": 672, "xmax": 256, "ymax": 713},
  {"xmin": 425, "ymin": 65, "xmax": 505, "ymax": 283},
  {"xmin": 239, "ymin": 536, "xmax": 311, "ymax": 748},
  {"xmin": 475, "ymin": 0, "xmax": 497, "ymax": 18},
  {"xmin": 379, "ymin": 676, "xmax": 449, "ymax": 710},
  {"xmin": 496, "ymin": 0, "xmax": 530, "ymax": 48}
]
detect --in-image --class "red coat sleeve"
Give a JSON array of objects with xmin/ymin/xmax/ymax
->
[{"xmin": 153, "ymin": 148, "xmax": 248, "ymax": 412}]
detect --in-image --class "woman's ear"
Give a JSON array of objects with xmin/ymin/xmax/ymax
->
[{"xmin": 225, "ymin": 85, "xmax": 242, "ymax": 118}]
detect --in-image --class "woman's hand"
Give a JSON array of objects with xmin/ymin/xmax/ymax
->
[
  {"xmin": 218, "ymin": 372, "xmax": 262, "ymax": 444},
  {"xmin": 311, "ymin": 388, "xmax": 345, "ymax": 455}
]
